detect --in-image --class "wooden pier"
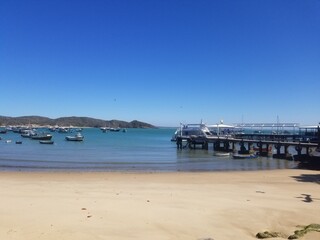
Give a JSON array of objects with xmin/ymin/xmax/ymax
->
[{"xmin": 176, "ymin": 135, "xmax": 319, "ymax": 160}]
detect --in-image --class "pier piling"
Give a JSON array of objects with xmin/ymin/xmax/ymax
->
[{"xmin": 176, "ymin": 131, "xmax": 318, "ymax": 162}]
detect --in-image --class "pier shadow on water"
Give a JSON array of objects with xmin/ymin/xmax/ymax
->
[{"xmin": 296, "ymin": 161, "xmax": 320, "ymax": 171}]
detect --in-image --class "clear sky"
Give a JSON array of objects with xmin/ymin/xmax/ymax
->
[{"xmin": 1, "ymin": 0, "xmax": 319, "ymax": 127}]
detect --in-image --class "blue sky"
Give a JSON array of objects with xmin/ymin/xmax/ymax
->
[{"xmin": 1, "ymin": 0, "xmax": 319, "ymax": 127}]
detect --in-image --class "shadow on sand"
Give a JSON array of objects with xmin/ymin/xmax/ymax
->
[
  {"xmin": 292, "ymin": 174, "xmax": 320, "ymax": 203},
  {"xmin": 296, "ymin": 194, "xmax": 319, "ymax": 203},
  {"xmin": 291, "ymin": 174, "xmax": 320, "ymax": 184}
]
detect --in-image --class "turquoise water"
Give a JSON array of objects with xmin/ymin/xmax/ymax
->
[{"xmin": 0, "ymin": 128, "xmax": 296, "ymax": 171}]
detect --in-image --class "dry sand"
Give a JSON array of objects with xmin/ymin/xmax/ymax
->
[{"xmin": 0, "ymin": 169, "xmax": 319, "ymax": 240}]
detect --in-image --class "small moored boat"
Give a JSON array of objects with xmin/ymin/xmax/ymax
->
[
  {"xmin": 21, "ymin": 130, "xmax": 37, "ymax": 138},
  {"xmin": 109, "ymin": 127, "xmax": 121, "ymax": 132},
  {"xmin": 31, "ymin": 133, "xmax": 53, "ymax": 140},
  {"xmin": 39, "ymin": 140, "xmax": 54, "ymax": 144},
  {"xmin": 0, "ymin": 129, "xmax": 7, "ymax": 134},
  {"xmin": 233, "ymin": 153, "xmax": 257, "ymax": 159},
  {"xmin": 213, "ymin": 152, "xmax": 230, "ymax": 157},
  {"xmin": 65, "ymin": 133, "xmax": 84, "ymax": 141}
]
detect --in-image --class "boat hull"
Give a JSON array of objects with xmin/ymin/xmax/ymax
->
[
  {"xmin": 65, "ymin": 136, "xmax": 84, "ymax": 141},
  {"xmin": 31, "ymin": 134, "xmax": 53, "ymax": 140},
  {"xmin": 65, "ymin": 132, "xmax": 84, "ymax": 141},
  {"xmin": 39, "ymin": 140, "xmax": 54, "ymax": 144},
  {"xmin": 214, "ymin": 152, "xmax": 230, "ymax": 157},
  {"xmin": 233, "ymin": 154, "xmax": 257, "ymax": 159}
]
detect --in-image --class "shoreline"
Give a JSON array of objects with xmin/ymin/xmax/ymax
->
[
  {"xmin": 1, "ymin": 169, "xmax": 319, "ymax": 240},
  {"xmin": 0, "ymin": 166, "xmax": 300, "ymax": 173}
]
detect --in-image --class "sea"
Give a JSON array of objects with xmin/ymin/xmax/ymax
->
[{"xmin": 0, "ymin": 128, "xmax": 298, "ymax": 172}]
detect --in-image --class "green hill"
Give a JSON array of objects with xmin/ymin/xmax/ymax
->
[{"xmin": 0, "ymin": 116, "xmax": 156, "ymax": 128}]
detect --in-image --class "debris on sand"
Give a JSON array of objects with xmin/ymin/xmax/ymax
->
[
  {"xmin": 288, "ymin": 224, "xmax": 320, "ymax": 239},
  {"xmin": 256, "ymin": 231, "xmax": 285, "ymax": 239}
]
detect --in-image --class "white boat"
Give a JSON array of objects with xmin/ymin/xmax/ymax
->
[
  {"xmin": 213, "ymin": 152, "xmax": 230, "ymax": 157},
  {"xmin": 233, "ymin": 153, "xmax": 257, "ymax": 159},
  {"xmin": 109, "ymin": 127, "xmax": 121, "ymax": 132},
  {"xmin": 21, "ymin": 129, "xmax": 37, "ymax": 138},
  {"xmin": 171, "ymin": 121, "xmax": 212, "ymax": 141},
  {"xmin": 58, "ymin": 127, "xmax": 69, "ymax": 133},
  {"xmin": 100, "ymin": 127, "xmax": 108, "ymax": 133},
  {"xmin": 65, "ymin": 133, "xmax": 84, "ymax": 141},
  {"xmin": 207, "ymin": 120, "xmax": 237, "ymax": 137}
]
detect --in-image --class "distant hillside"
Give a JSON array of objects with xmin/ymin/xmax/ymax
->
[{"xmin": 0, "ymin": 116, "xmax": 156, "ymax": 128}]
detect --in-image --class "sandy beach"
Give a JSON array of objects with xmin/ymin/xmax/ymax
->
[{"xmin": 0, "ymin": 169, "xmax": 319, "ymax": 240}]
